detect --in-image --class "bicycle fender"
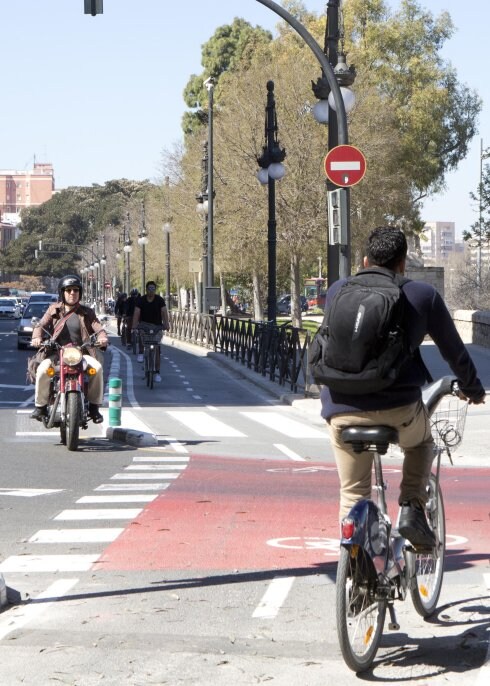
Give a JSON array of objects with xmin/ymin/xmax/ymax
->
[{"xmin": 341, "ymin": 499, "xmax": 389, "ymax": 574}]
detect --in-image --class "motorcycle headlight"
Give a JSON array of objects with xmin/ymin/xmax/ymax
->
[
  {"xmin": 20, "ymin": 326, "xmax": 33, "ymax": 333},
  {"xmin": 63, "ymin": 347, "xmax": 83, "ymax": 366}
]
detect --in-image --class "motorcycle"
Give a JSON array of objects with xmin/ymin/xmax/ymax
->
[{"xmin": 31, "ymin": 318, "xmax": 107, "ymax": 451}]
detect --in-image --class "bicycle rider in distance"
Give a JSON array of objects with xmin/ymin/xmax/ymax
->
[
  {"xmin": 132, "ymin": 280, "xmax": 170, "ymax": 383},
  {"xmin": 123, "ymin": 288, "xmax": 139, "ymax": 350},
  {"xmin": 322, "ymin": 227, "xmax": 485, "ymax": 550}
]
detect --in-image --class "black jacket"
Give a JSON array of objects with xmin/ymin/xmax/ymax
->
[{"xmin": 321, "ymin": 268, "xmax": 485, "ymax": 420}]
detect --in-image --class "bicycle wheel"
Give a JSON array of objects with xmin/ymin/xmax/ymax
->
[
  {"xmin": 336, "ymin": 545, "xmax": 386, "ymax": 673},
  {"xmin": 120, "ymin": 321, "xmax": 127, "ymax": 347},
  {"xmin": 132, "ymin": 329, "xmax": 137, "ymax": 355},
  {"xmin": 408, "ymin": 474, "xmax": 446, "ymax": 617},
  {"xmin": 148, "ymin": 347, "xmax": 155, "ymax": 390}
]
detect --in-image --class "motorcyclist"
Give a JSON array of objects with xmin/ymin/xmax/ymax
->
[{"xmin": 30, "ymin": 274, "xmax": 109, "ymax": 423}]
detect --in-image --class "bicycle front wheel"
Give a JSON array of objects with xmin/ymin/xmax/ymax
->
[
  {"xmin": 336, "ymin": 546, "xmax": 386, "ymax": 673},
  {"xmin": 408, "ymin": 474, "xmax": 446, "ymax": 617}
]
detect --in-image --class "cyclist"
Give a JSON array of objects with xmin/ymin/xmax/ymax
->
[
  {"xmin": 322, "ymin": 227, "xmax": 485, "ymax": 548},
  {"xmin": 123, "ymin": 288, "xmax": 139, "ymax": 350},
  {"xmin": 30, "ymin": 274, "xmax": 109, "ymax": 423},
  {"xmin": 114, "ymin": 292, "xmax": 127, "ymax": 336},
  {"xmin": 132, "ymin": 280, "xmax": 169, "ymax": 383}
]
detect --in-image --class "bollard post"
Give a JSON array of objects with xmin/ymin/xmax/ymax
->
[{"xmin": 108, "ymin": 377, "xmax": 122, "ymax": 426}]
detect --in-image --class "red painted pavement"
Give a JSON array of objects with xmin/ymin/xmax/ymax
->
[{"xmin": 93, "ymin": 456, "xmax": 489, "ymax": 572}]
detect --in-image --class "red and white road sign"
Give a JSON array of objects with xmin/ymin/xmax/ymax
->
[{"xmin": 324, "ymin": 144, "xmax": 367, "ymax": 187}]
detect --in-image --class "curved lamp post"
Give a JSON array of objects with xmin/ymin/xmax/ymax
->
[
  {"xmin": 256, "ymin": 0, "xmax": 352, "ymax": 282},
  {"xmin": 162, "ymin": 221, "xmax": 173, "ymax": 310}
]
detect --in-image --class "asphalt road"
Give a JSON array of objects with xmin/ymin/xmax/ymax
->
[{"xmin": 0, "ymin": 318, "xmax": 488, "ymax": 685}]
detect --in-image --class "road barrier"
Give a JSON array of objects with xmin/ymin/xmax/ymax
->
[{"xmin": 108, "ymin": 377, "xmax": 122, "ymax": 426}]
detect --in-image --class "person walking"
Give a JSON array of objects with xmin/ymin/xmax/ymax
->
[{"xmin": 322, "ymin": 226, "xmax": 485, "ymax": 549}]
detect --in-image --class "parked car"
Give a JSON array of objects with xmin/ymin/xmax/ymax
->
[
  {"xmin": 26, "ymin": 292, "xmax": 58, "ymax": 306},
  {"xmin": 17, "ymin": 301, "xmax": 52, "ymax": 349},
  {"xmin": 0, "ymin": 298, "xmax": 20, "ymax": 319},
  {"xmin": 276, "ymin": 294, "xmax": 309, "ymax": 315}
]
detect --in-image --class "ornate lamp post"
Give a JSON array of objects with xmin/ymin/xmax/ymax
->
[
  {"xmin": 256, "ymin": 80, "xmax": 286, "ymax": 324},
  {"xmin": 138, "ymin": 201, "xmax": 149, "ymax": 293},
  {"xmin": 196, "ymin": 141, "xmax": 209, "ymax": 311},
  {"xmin": 204, "ymin": 76, "xmax": 215, "ymax": 290},
  {"xmin": 162, "ymin": 221, "xmax": 173, "ymax": 310}
]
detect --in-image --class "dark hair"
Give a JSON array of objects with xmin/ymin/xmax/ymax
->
[
  {"xmin": 365, "ymin": 227, "xmax": 407, "ymax": 270},
  {"xmin": 146, "ymin": 280, "xmax": 157, "ymax": 290}
]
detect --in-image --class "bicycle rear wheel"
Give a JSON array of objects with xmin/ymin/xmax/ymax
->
[
  {"xmin": 408, "ymin": 474, "xmax": 446, "ymax": 617},
  {"xmin": 336, "ymin": 545, "xmax": 386, "ymax": 673}
]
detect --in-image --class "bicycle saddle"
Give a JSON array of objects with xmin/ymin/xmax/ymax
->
[{"xmin": 341, "ymin": 426, "xmax": 399, "ymax": 454}]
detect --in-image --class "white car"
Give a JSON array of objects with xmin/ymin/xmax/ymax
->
[{"xmin": 0, "ymin": 298, "xmax": 19, "ymax": 319}]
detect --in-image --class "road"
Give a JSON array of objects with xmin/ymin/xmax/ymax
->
[{"xmin": 0, "ymin": 318, "xmax": 488, "ymax": 685}]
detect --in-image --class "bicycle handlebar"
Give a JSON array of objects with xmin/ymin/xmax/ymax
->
[{"xmin": 422, "ymin": 376, "xmax": 459, "ymax": 417}]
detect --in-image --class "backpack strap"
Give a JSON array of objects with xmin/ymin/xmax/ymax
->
[{"xmin": 52, "ymin": 304, "xmax": 80, "ymax": 340}]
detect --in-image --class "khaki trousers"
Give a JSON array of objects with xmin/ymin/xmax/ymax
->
[
  {"xmin": 35, "ymin": 355, "xmax": 104, "ymax": 407},
  {"xmin": 328, "ymin": 400, "xmax": 434, "ymax": 520}
]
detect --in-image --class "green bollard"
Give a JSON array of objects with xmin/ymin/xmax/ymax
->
[{"xmin": 108, "ymin": 377, "xmax": 122, "ymax": 427}]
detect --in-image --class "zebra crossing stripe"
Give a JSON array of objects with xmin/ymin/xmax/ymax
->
[{"xmin": 29, "ymin": 528, "xmax": 124, "ymax": 543}]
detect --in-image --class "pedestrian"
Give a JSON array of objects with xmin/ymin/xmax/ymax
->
[
  {"xmin": 132, "ymin": 280, "xmax": 170, "ymax": 383},
  {"xmin": 123, "ymin": 288, "xmax": 140, "ymax": 350},
  {"xmin": 322, "ymin": 226, "xmax": 485, "ymax": 549}
]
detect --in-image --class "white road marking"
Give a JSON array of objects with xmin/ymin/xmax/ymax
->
[
  {"xmin": 132, "ymin": 455, "xmax": 189, "ymax": 463},
  {"xmin": 15, "ymin": 431, "xmax": 59, "ymax": 437},
  {"xmin": 0, "ymin": 555, "xmax": 98, "ymax": 573},
  {"xmin": 111, "ymin": 472, "xmax": 180, "ymax": 480},
  {"xmin": 29, "ymin": 528, "xmax": 124, "ymax": 543},
  {"xmin": 54, "ymin": 508, "xmax": 142, "ymax": 520},
  {"xmin": 274, "ymin": 444, "xmax": 306, "ymax": 461},
  {"xmin": 95, "ymin": 483, "xmax": 170, "ymax": 491},
  {"xmin": 0, "ymin": 579, "xmax": 79, "ymax": 640},
  {"xmin": 124, "ymin": 464, "xmax": 186, "ymax": 471},
  {"xmin": 0, "ymin": 488, "xmax": 64, "ymax": 497},
  {"xmin": 252, "ymin": 577, "xmax": 295, "ymax": 619},
  {"xmin": 241, "ymin": 411, "xmax": 326, "ymax": 438},
  {"xmin": 168, "ymin": 410, "xmax": 245, "ymax": 437},
  {"xmin": 77, "ymin": 494, "xmax": 157, "ymax": 504}
]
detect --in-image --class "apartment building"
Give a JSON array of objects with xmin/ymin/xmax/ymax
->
[{"xmin": 421, "ymin": 221, "xmax": 459, "ymax": 265}]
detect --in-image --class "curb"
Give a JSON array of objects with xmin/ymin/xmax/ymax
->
[
  {"xmin": 0, "ymin": 573, "xmax": 7, "ymax": 611},
  {"xmin": 106, "ymin": 427, "xmax": 158, "ymax": 447}
]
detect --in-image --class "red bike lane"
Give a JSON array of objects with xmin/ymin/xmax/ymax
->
[{"xmin": 93, "ymin": 455, "xmax": 489, "ymax": 573}]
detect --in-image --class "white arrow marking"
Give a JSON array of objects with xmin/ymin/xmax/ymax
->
[{"xmin": 0, "ymin": 488, "xmax": 64, "ymax": 498}]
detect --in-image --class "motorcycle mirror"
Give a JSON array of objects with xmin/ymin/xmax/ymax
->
[{"xmin": 31, "ymin": 317, "xmax": 40, "ymax": 325}]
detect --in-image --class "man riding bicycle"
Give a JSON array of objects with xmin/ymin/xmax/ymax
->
[
  {"xmin": 123, "ymin": 288, "xmax": 139, "ymax": 351},
  {"xmin": 132, "ymin": 280, "xmax": 169, "ymax": 383}
]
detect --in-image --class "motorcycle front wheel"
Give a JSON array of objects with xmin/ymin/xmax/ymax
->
[{"xmin": 65, "ymin": 392, "xmax": 81, "ymax": 451}]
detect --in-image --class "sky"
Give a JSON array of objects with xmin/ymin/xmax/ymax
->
[{"xmin": 1, "ymin": 0, "xmax": 489, "ymax": 239}]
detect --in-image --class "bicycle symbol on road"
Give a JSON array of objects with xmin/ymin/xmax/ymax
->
[{"xmin": 267, "ymin": 536, "xmax": 340, "ymax": 555}]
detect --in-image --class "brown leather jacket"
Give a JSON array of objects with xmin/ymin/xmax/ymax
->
[{"xmin": 32, "ymin": 302, "xmax": 108, "ymax": 357}]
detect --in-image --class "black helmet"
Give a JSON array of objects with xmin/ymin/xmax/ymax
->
[
  {"xmin": 58, "ymin": 274, "xmax": 83, "ymax": 300},
  {"xmin": 130, "ymin": 288, "xmax": 139, "ymax": 296}
]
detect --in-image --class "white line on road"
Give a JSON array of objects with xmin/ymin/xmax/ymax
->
[
  {"xmin": 241, "ymin": 411, "xmax": 326, "ymax": 438},
  {"xmin": 54, "ymin": 508, "xmax": 142, "ymax": 520},
  {"xmin": 111, "ymin": 473, "xmax": 180, "ymax": 480},
  {"xmin": 132, "ymin": 455, "xmax": 189, "ymax": 462},
  {"xmin": 252, "ymin": 577, "xmax": 295, "ymax": 619},
  {"xmin": 274, "ymin": 444, "xmax": 306, "ymax": 461},
  {"xmin": 77, "ymin": 495, "xmax": 157, "ymax": 504},
  {"xmin": 0, "ymin": 578, "xmax": 79, "ymax": 641},
  {"xmin": 168, "ymin": 410, "xmax": 245, "ymax": 437},
  {"xmin": 95, "ymin": 483, "xmax": 170, "ymax": 491},
  {"xmin": 0, "ymin": 555, "xmax": 98, "ymax": 573},
  {"xmin": 29, "ymin": 528, "xmax": 124, "ymax": 543},
  {"xmin": 124, "ymin": 464, "xmax": 186, "ymax": 471}
]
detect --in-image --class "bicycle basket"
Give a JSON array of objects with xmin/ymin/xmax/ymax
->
[
  {"xmin": 140, "ymin": 328, "xmax": 162, "ymax": 345},
  {"xmin": 430, "ymin": 395, "xmax": 468, "ymax": 450}
]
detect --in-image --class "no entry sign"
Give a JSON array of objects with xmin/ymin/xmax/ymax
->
[{"xmin": 324, "ymin": 144, "xmax": 367, "ymax": 187}]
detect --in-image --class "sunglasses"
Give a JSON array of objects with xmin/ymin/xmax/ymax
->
[
  {"xmin": 147, "ymin": 286, "xmax": 156, "ymax": 291},
  {"xmin": 65, "ymin": 287, "xmax": 80, "ymax": 293}
]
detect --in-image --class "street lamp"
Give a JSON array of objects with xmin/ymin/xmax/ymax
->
[
  {"xmin": 311, "ymin": 1, "xmax": 356, "ymax": 285},
  {"xmin": 256, "ymin": 80, "xmax": 286, "ymax": 324},
  {"xmin": 138, "ymin": 201, "xmax": 149, "ymax": 293},
  {"xmin": 196, "ymin": 141, "xmax": 209, "ymax": 311},
  {"xmin": 162, "ymin": 221, "xmax": 173, "ymax": 311},
  {"xmin": 204, "ymin": 76, "xmax": 215, "ymax": 290}
]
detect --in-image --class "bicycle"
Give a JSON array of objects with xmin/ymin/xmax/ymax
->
[
  {"xmin": 335, "ymin": 375, "xmax": 468, "ymax": 673},
  {"xmin": 138, "ymin": 325, "xmax": 163, "ymax": 389}
]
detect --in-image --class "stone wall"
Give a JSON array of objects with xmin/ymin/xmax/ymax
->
[
  {"xmin": 405, "ymin": 266, "xmax": 444, "ymax": 297},
  {"xmin": 453, "ymin": 310, "xmax": 490, "ymax": 346}
]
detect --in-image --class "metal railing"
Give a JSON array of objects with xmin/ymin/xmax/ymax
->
[{"xmin": 167, "ymin": 311, "xmax": 314, "ymax": 395}]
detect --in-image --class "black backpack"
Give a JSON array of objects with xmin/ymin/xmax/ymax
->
[{"xmin": 308, "ymin": 269, "xmax": 427, "ymax": 395}]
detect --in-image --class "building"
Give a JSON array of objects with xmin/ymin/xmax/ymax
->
[
  {"xmin": 0, "ymin": 163, "xmax": 55, "ymax": 248},
  {"xmin": 421, "ymin": 221, "xmax": 459, "ymax": 265}
]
